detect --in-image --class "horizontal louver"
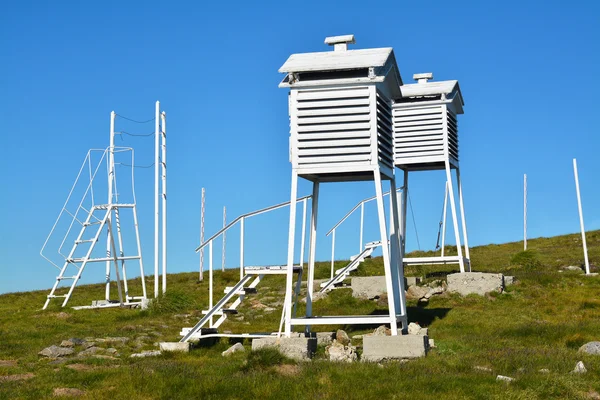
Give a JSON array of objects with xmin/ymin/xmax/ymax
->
[{"xmin": 293, "ymin": 87, "xmax": 372, "ymax": 168}]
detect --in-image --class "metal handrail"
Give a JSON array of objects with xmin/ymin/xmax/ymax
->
[
  {"xmin": 325, "ymin": 188, "xmax": 403, "ymax": 236},
  {"xmin": 195, "ymin": 195, "xmax": 312, "ymax": 252}
]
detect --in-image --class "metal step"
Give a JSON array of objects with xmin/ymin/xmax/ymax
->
[
  {"xmin": 222, "ymin": 309, "xmax": 238, "ymax": 315},
  {"xmin": 223, "ymin": 286, "xmax": 257, "ymax": 295},
  {"xmin": 56, "ymin": 276, "xmax": 78, "ymax": 280},
  {"xmin": 244, "ymin": 265, "xmax": 302, "ymax": 275},
  {"xmin": 75, "ymin": 239, "xmax": 97, "ymax": 244},
  {"xmin": 47, "ymin": 294, "xmax": 68, "ymax": 298}
]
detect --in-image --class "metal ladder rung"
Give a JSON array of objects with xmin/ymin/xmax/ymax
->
[
  {"xmin": 75, "ymin": 239, "xmax": 97, "ymax": 244},
  {"xmin": 83, "ymin": 221, "xmax": 103, "ymax": 226},
  {"xmin": 57, "ymin": 276, "xmax": 78, "ymax": 280},
  {"xmin": 47, "ymin": 294, "xmax": 69, "ymax": 298},
  {"xmin": 68, "ymin": 255, "xmax": 140, "ymax": 263}
]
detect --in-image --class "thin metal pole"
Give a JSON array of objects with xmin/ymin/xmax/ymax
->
[
  {"xmin": 132, "ymin": 206, "xmax": 147, "ymax": 298},
  {"xmin": 209, "ymin": 241, "xmax": 214, "ymax": 326},
  {"xmin": 283, "ymin": 171, "xmax": 298, "ymax": 337},
  {"xmin": 456, "ymin": 168, "xmax": 471, "ymax": 269},
  {"xmin": 222, "ymin": 206, "xmax": 226, "ymax": 272},
  {"xmin": 106, "ymin": 111, "xmax": 116, "ymax": 300},
  {"xmin": 200, "ymin": 188, "xmax": 205, "ymax": 281},
  {"xmin": 573, "ymin": 159, "xmax": 590, "ymax": 275},
  {"xmin": 240, "ymin": 217, "xmax": 244, "ymax": 280},
  {"xmin": 330, "ymin": 229, "xmax": 336, "ymax": 280},
  {"xmin": 524, "ymin": 174, "xmax": 527, "ymax": 251},
  {"xmin": 161, "ymin": 111, "xmax": 167, "ymax": 294},
  {"xmin": 445, "ymin": 162, "xmax": 465, "ymax": 273},
  {"xmin": 300, "ymin": 198, "xmax": 307, "ymax": 267},
  {"xmin": 305, "ymin": 181, "xmax": 319, "ymax": 333},
  {"xmin": 359, "ymin": 202, "xmax": 364, "ymax": 252},
  {"xmin": 154, "ymin": 101, "xmax": 160, "ymax": 298},
  {"xmin": 400, "ymin": 170, "xmax": 408, "ymax": 255},
  {"xmin": 441, "ymin": 181, "xmax": 448, "ymax": 257}
]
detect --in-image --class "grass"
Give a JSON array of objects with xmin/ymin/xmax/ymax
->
[{"xmin": 0, "ymin": 230, "xmax": 599, "ymax": 399}]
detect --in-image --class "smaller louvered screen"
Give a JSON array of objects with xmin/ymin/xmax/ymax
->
[
  {"xmin": 376, "ymin": 90, "xmax": 394, "ymax": 170},
  {"xmin": 392, "ymin": 104, "xmax": 459, "ymax": 165},
  {"xmin": 293, "ymin": 87, "xmax": 373, "ymax": 168}
]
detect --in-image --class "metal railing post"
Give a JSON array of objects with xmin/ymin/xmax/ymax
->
[
  {"xmin": 330, "ymin": 229, "xmax": 336, "ymax": 279},
  {"xmin": 240, "ymin": 217, "xmax": 245, "ymax": 280},
  {"xmin": 359, "ymin": 202, "xmax": 364, "ymax": 253}
]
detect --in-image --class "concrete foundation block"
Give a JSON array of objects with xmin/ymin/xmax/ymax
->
[
  {"xmin": 159, "ymin": 342, "xmax": 190, "ymax": 353},
  {"xmin": 447, "ymin": 272, "xmax": 504, "ymax": 296},
  {"xmin": 405, "ymin": 276, "xmax": 422, "ymax": 287},
  {"xmin": 351, "ymin": 276, "xmax": 387, "ymax": 299},
  {"xmin": 362, "ymin": 334, "xmax": 428, "ymax": 362},
  {"xmin": 251, "ymin": 336, "xmax": 317, "ymax": 361}
]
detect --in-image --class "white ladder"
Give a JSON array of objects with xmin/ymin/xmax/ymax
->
[
  {"xmin": 319, "ymin": 241, "xmax": 381, "ymax": 293},
  {"xmin": 43, "ymin": 204, "xmax": 145, "ymax": 309}
]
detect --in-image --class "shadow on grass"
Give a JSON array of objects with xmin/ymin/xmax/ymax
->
[{"xmin": 335, "ymin": 306, "xmax": 452, "ymax": 332}]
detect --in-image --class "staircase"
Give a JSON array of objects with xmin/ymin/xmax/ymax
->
[
  {"xmin": 179, "ymin": 265, "xmax": 302, "ymax": 342},
  {"xmin": 319, "ymin": 241, "xmax": 381, "ymax": 293}
]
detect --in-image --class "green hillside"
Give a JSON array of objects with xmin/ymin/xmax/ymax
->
[{"xmin": 1, "ymin": 230, "xmax": 599, "ymax": 399}]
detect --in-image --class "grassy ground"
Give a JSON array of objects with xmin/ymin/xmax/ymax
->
[{"xmin": 1, "ymin": 230, "xmax": 599, "ymax": 399}]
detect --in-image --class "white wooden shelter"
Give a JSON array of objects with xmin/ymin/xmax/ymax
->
[
  {"xmin": 279, "ymin": 35, "xmax": 408, "ymax": 337},
  {"xmin": 392, "ymin": 73, "xmax": 471, "ymax": 272}
]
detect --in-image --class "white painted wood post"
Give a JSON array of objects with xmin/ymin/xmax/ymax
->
[
  {"xmin": 330, "ymin": 229, "xmax": 335, "ymax": 280},
  {"xmin": 105, "ymin": 111, "xmax": 116, "ymax": 300},
  {"xmin": 283, "ymin": 171, "xmax": 299, "ymax": 337},
  {"xmin": 239, "ymin": 217, "xmax": 244, "ymax": 280},
  {"xmin": 524, "ymin": 174, "xmax": 527, "ymax": 251},
  {"xmin": 441, "ymin": 181, "xmax": 448, "ymax": 257},
  {"xmin": 573, "ymin": 159, "xmax": 590, "ymax": 275},
  {"xmin": 154, "ymin": 101, "xmax": 160, "ymax": 298},
  {"xmin": 359, "ymin": 202, "xmax": 364, "ymax": 252},
  {"xmin": 222, "ymin": 206, "xmax": 226, "ymax": 272},
  {"xmin": 300, "ymin": 198, "xmax": 307, "ymax": 267},
  {"xmin": 305, "ymin": 181, "xmax": 319, "ymax": 333}
]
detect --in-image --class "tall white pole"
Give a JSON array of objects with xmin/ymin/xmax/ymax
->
[
  {"xmin": 359, "ymin": 202, "xmax": 364, "ymax": 252},
  {"xmin": 330, "ymin": 229, "xmax": 335, "ymax": 280},
  {"xmin": 222, "ymin": 206, "xmax": 226, "ymax": 272},
  {"xmin": 300, "ymin": 198, "xmax": 307, "ymax": 267},
  {"xmin": 154, "ymin": 101, "xmax": 160, "ymax": 298},
  {"xmin": 524, "ymin": 174, "xmax": 527, "ymax": 251},
  {"xmin": 240, "ymin": 217, "xmax": 245, "ymax": 280},
  {"xmin": 441, "ymin": 181, "xmax": 448, "ymax": 257},
  {"xmin": 105, "ymin": 111, "xmax": 116, "ymax": 300},
  {"xmin": 573, "ymin": 159, "xmax": 590, "ymax": 275},
  {"xmin": 200, "ymin": 188, "xmax": 205, "ymax": 281},
  {"xmin": 161, "ymin": 111, "xmax": 167, "ymax": 294}
]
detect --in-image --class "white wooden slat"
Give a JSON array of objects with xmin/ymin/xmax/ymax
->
[
  {"xmin": 296, "ymin": 98, "xmax": 370, "ymax": 109},
  {"xmin": 296, "ymin": 106, "xmax": 371, "ymax": 117},
  {"xmin": 297, "ymin": 88, "xmax": 370, "ymax": 101},
  {"xmin": 396, "ymin": 113, "xmax": 444, "ymax": 123},
  {"xmin": 298, "ymin": 146, "xmax": 370, "ymax": 156},
  {"xmin": 395, "ymin": 139, "xmax": 443, "ymax": 147},
  {"xmin": 279, "ymin": 48, "xmax": 392, "ymax": 73},
  {"xmin": 395, "ymin": 119, "xmax": 443, "ymax": 128},
  {"xmin": 396, "ymin": 150, "xmax": 445, "ymax": 157},
  {"xmin": 298, "ymin": 154, "xmax": 371, "ymax": 164},
  {"xmin": 298, "ymin": 138, "xmax": 371, "ymax": 148},
  {"xmin": 392, "ymin": 106, "xmax": 443, "ymax": 116},
  {"xmin": 297, "ymin": 122, "xmax": 371, "ymax": 133},
  {"xmin": 394, "ymin": 128, "xmax": 444, "ymax": 136},
  {"xmin": 298, "ymin": 114, "xmax": 370, "ymax": 124},
  {"xmin": 297, "ymin": 130, "xmax": 371, "ymax": 140},
  {"xmin": 395, "ymin": 144, "xmax": 444, "ymax": 152}
]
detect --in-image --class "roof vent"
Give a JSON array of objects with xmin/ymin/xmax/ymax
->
[
  {"xmin": 324, "ymin": 34, "xmax": 355, "ymax": 52},
  {"xmin": 413, "ymin": 72, "xmax": 433, "ymax": 84}
]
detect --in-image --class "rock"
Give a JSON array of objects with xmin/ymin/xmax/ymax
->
[
  {"xmin": 53, "ymin": 388, "xmax": 85, "ymax": 397},
  {"xmin": 538, "ymin": 368, "xmax": 550, "ymax": 373},
  {"xmin": 316, "ymin": 332, "xmax": 335, "ymax": 346},
  {"xmin": 159, "ymin": 342, "xmax": 190, "ymax": 353},
  {"xmin": 362, "ymin": 335, "xmax": 428, "ymax": 362},
  {"xmin": 447, "ymin": 272, "xmax": 504, "ymax": 296},
  {"xmin": 423, "ymin": 286, "xmax": 444, "ymax": 300},
  {"xmin": 251, "ymin": 337, "xmax": 317, "ymax": 361},
  {"xmin": 77, "ymin": 347, "xmax": 103, "ymax": 357},
  {"xmin": 371, "ymin": 325, "xmax": 391, "ymax": 336},
  {"xmin": 496, "ymin": 375, "xmax": 514, "ymax": 382},
  {"xmin": 407, "ymin": 323, "xmax": 428, "ymax": 336},
  {"xmin": 102, "ymin": 337, "xmax": 129, "ymax": 345},
  {"xmin": 352, "ymin": 335, "xmax": 364, "ymax": 340},
  {"xmin": 93, "ymin": 355, "xmax": 118, "ymax": 360},
  {"xmin": 222, "ymin": 343, "xmax": 245, "ymax": 357},
  {"xmin": 504, "ymin": 276, "xmax": 516, "ymax": 286},
  {"xmin": 335, "ymin": 330, "xmax": 351, "ymax": 346},
  {"xmin": 406, "ymin": 285, "xmax": 429, "ymax": 300},
  {"xmin": 0, "ymin": 373, "xmax": 35, "ymax": 382},
  {"xmin": 263, "ymin": 307, "xmax": 276, "ymax": 312},
  {"xmin": 105, "ymin": 348, "xmax": 118, "ymax": 355},
  {"xmin": 351, "ymin": 276, "xmax": 387, "ymax": 299},
  {"xmin": 563, "ymin": 265, "xmax": 583, "ymax": 272},
  {"xmin": 326, "ymin": 341, "xmax": 357, "ymax": 362},
  {"xmin": 572, "ymin": 361, "xmax": 587, "ymax": 373},
  {"xmin": 404, "ymin": 276, "xmax": 422, "ymax": 287},
  {"xmin": 39, "ymin": 345, "xmax": 74, "ymax": 358},
  {"xmin": 474, "ymin": 366, "xmax": 492, "ymax": 372},
  {"xmin": 428, "ymin": 339, "xmax": 435, "ymax": 348},
  {"xmin": 130, "ymin": 350, "xmax": 161, "ymax": 358},
  {"xmin": 82, "ymin": 342, "xmax": 96, "ymax": 349},
  {"xmin": 60, "ymin": 340, "xmax": 75, "ymax": 348},
  {"xmin": 587, "ymin": 391, "xmax": 600, "ymax": 400},
  {"xmin": 579, "ymin": 341, "xmax": 600, "ymax": 355}
]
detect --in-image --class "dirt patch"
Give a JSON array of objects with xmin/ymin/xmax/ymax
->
[
  {"xmin": 274, "ymin": 364, "xmax": 300, "ymax": 376},
  {"xmin": 66, "ymin": 364, "xmax": 94, "ymax": 371},
  {"xmin": 0, "ymin": 360, "xmax": 17, "ymax": 367},
  {"xmin": 53, "ymin": 388, "xmax": 85, "ymax": 397},
  {"xmin": 0, "ymin": 373, "xmax": 35, "ymax": 382}
]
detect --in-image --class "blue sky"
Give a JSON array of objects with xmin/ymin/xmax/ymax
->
[{"xmin": 0, "ymin": 0, "xmax": 598, "ymax": 295}]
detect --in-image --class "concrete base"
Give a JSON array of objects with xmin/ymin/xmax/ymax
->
[
  {"xmin": 447, "ymin": 272, "xmax": 504, "ymax": 296},
  {"xmin": 362, "ymin": 334, "xmax": 428, "ymax": 362},
  {"xmin": 405, "ymin": 276, "xmax": 422, "ymax": 287},
  {"xmin": 251, "ymin": 336, "xmax": 317, "ymax": 361},
  {"xmin": 159, "ymin": 342, "xmax": 190, "ymax": 353}
]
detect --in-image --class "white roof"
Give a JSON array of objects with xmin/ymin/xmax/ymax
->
[
  {"xmin": 400, "ymin": 80, "xmax": 459, "ymax": 98},
  {"xmin": 279, "ymin": 48, "xmax": 394, "ymax": 73}
]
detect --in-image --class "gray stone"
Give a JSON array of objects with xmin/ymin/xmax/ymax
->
[
  {"xmin": 326, "ymin": 341, "xmax": 357, "ymax": 362},
  {"xmin": 428, "ymin": 339, "xmax": 435, "ymax": 348},
  {"xmin": 351, "ymin": 276, "xmax": 387, "ymax": 299},
  {"xmin": 102, "ymin": 337, "xmax": 129, "ymax": 345},
  {"xmin": 130, "ymin": 350, "xmax": 161, "ymax": 358},
  {"xmin": 496, "ymin": 375, "xmax": 514, "ymax": 383},
  {"xmin": 572, "ymin": 361, "xmax": 587, "ymax": 373},
  {"xmin": 159, "ymin": 342, "xmax": 190, "ymax": 353},
  {"xmin": 447, "ymin": 272, "xmax": 504, "ymax": 296},
  {"xmin": 222, "ymin": 343, "xmax": 245, "ymax": 357},
  {"xmin": 60, "ymin": 340, "xmax": 75, "ymax": 348},
  {"xmin": 362, "ymin": 335, "xmax": 428, "ymax": 362},
  {"xmin": 406, "ymin": 285, "xmax": 429, "ymax": 300},
  {"xmin": 370, "ymin": 325, "xmax": 391, "ymax": 336},
  {"xmin": 251, "ymin": 337, "xmax": 317, "ymax": 361},
  {"xmin": 538, "ymin": 368, "xmax": 550, "ymax": 373},
  {"xmin": 140, "ymin": 298, "xmax": 150, "ymax": 310},
  {"xmin": 53, "ymin": 388, "xmax": 85, "ymax": 397},
  {"xmin": 316, "ymin": 332, "xmax": 335, "ymax": 346},
  {"xmin": 564, "ymin": 265, "xmax": 583, "ymax": 272},
  {"xmin": 300, "ymin": 292, "xmax": 327, "ymax": 304},
  {"xmin": 335, "ymin": 330, "xmax": 351, "ymax": 346},
  {"xmin": 105, "ymin": 348, "xmax": 118, "ymax": 355},
  {"xmin": 578, "ymin": 341, "xmax": 600, "ymax": 355},
  {"xmin": 39, "ymin": 345, "xmax": 74, "ymax": 358},
  {"xmin": 404, "ymin": 276, "xmax": 422, "ymax": 287},
  {"xmin": 423, "ymin": 286, "xmax": 444, "ymax": 300},
  {"xmin": 407, "ymin": 323, "xmax": 428, "ymax": 336},
  {"xmin": 474, "ymin": 366, "xmax": 492, "ymax": 372},
  {"xmin": 504, "ymin": 276, "xmax": 516, "ymax": 286},
  {"xmin": 77, "ymin": 347, "xmax": 103, "ymax": 357}
]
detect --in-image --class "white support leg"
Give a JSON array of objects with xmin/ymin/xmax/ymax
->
[
  {"xmin": 389, "ymin": 176, "xmax": 406, "ymax": 328},
  {"xmin": 106, "ymin": 218, "xmax": 124, "ymax": 305},
  {"xmin": 373, "ymin": 170, "xmax": 398, "ymax": 335},
  {"xmin": 154, "ymin": 101, "xmax": 160, "ymax": 298},
  {"xmin": 113, "ymin": 208, "xmax": 129, "ymax": 302},
  {"xmin": 441, "ymin": 181, "xmax": 448, "ymax": 257},
  {"xmin": 300, "ymin": 198, "xmax": 307, "ymax": 268},
  {"xmin": 132, "ymin": 206, "xmax": 147, "ymax": 299},
  {"xmin": 359, "ymin": 202, "xmax": 364, "ymax": 253},
  {"xmin": 209, "ymin": 241, "xmax": 214, "ymax": 327},
  {"xmin": 105, "ymin": 111, "xmax": 116, "ymax": 301},
  {"xmin": 161, "ymin": 111, "xmax": 167, "ymax": 293},
  {"xmin": 240, "ymin": 217, "xmax": 245, "ymax": 280},
  {"xmin": 573, "ymin": 159, "xmax": 590, "ymax": 275},
  {"xmin": 445, "ymin": 162, "xmax": 465, "ymax": 273},
  {"xmin": 330, "ymin": 229, "xmax": 335, "ymax": 280},
  {"xmin": 400, "ymin": 170, "xmax": 408, "ymax": 255},
  {"xmin": 456, "ymin": 167, "xmax": 471, "ymax": 271},
  {"xmin": 283, "ymin": 171, "xmax": 299, "ymax": 337},
  {"xmin": 305, "ymin": 181, "xmax": 319, "ymax": 334}
]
